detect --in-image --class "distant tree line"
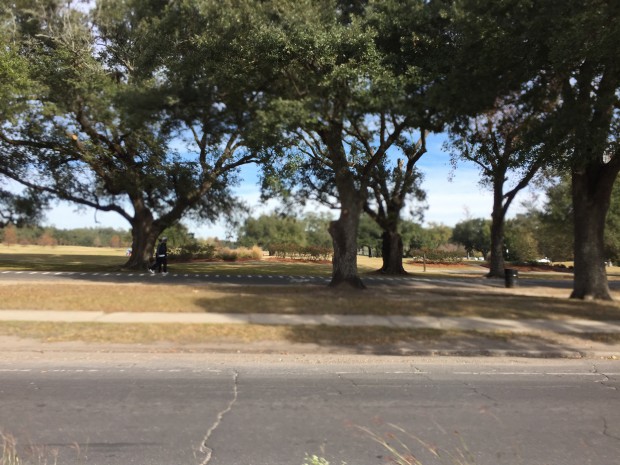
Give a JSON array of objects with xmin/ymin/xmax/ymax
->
[
  {"xmin": 6, "ymin": 171, "xmax": 620, "ymax": 268},
  {"xmin": 238, "ymin": 173, "xmax": 620, "ymax": 265},
  {"xmin": 0, "ymin": 224, "xmax": 131, "ymax": 248}
]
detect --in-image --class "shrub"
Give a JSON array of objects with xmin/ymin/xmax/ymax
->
[
  {"xmin": 214, "ymin": 246, "xmax": 264, "ymax": 261},
  {"xmin": 217, "ymin": 247, "xmax": 239, "ymax": 261},
  {"xmin": 269, "ymin": 243, "xmax": 332, "ymax": 261},
  {"xmin": 2, "ymin": 224, "xmax": 17, "ymax": 246},
  {"xmin": 251, "ymin": 245, "xmax": 264, "ymax": 260},
  {"xmin": 169, "ymin": 242, "xmax": 217, "ymax": 260},
  {"xmin": 109, "ymin": 234, "xmax": 122, "ymax": 248},
  {"xmin": 304, "ymin": 245, "xmax": 332, "ymax": 261},
  {"xmin": 168, "ymin": 243, "xmax": 263, "ymax": 262},
  {"xmin": 37, "ymin": 232, "xmax": 58, "ymax": 247},
  {"xmin": 407, "ymin": 249, "xmax": 464, "ymax": 264}
]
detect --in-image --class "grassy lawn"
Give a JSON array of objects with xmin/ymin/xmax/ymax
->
[
  {"xmin": 1, "ymin": 245, "xmax": 620, "ymax": 347},
  {"xmin": 1, "ymin": 245, "xmax": 619, "ymax": 321},
  {"xmin": 0, "ymin": 245, "xmax": 132, "ymax": 272},
  {"xmin": 0, "ymin": 321, "xmax": 441, "ymax": 344},
  {"xmin": 0, "ymin": 244, "xmax": 583, "ymax": 278},
  {"xmin": 0, "ymin": 320, "xmax": 560, "ymax": 347},
  {"xmin": 0, "ymin": 244, "xmax": 337, "ymax": 274},
  {"xmin": 3, "ymin": 319, "xmax": 611, "ymax": 350},
  {"xmin": 1, "ymin": 281, "xmax": 619, "ymax": 320}
]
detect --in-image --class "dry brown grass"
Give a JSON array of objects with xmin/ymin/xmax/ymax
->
[
  {"xmin": 2, "ymin": 247, "xmax": 618, "ymax": 348},
  {"xmin": 0, "ymin": 321, "xmax": 284, "ymax": 343},
  {"xmin": 1, "ymin": 281, "xmax": 620, "ymax": 320},
  {"xmin": 0, "ymin": 321, "xmax": 547, "ymax": 347}
]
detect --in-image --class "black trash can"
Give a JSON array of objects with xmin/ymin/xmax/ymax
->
[{"xmin": 504, "ymin": 268, "xmax": 518, "ymax": 288}]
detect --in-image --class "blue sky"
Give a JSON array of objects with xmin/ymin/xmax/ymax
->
[{"xmin": 42, "ymin": 133, "xmax": 537, "ymax": 239}]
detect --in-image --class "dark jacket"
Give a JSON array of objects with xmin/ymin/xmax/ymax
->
[{"xmin": 156, "ymin": 242, "xmax": 167, "ymax": 258}]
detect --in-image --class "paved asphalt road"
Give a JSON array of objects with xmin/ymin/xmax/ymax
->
[
  {"xmin": 2, "ymin": 269, "xmax": 612, "ymax": 290},
  {"xmin": 1, "ymin": 355, "xmax": 619, "ymax": 465}
]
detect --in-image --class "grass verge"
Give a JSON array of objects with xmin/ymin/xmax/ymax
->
[
  {"xmin": 1, "ymin": 282, "xmax": 619, "ymax": 320},
  {"xmin": 0, "ymin": 321, "xmax": 562, "ymax": 348},
  {"xmin": 0, "ymin": 245, "xmax": 336, "ymax": 275},
  {"xmin": 566, "ymin": 332, "xmax": 620, "ymax": 343}
]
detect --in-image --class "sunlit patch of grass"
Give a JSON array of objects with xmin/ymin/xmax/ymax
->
[
  {"xmin": 0, "ymin": 252, "xmax": 127, "ymax": 272},
  {"xmin": 0, "ymin": 283, "xmax": 232, "ymax": 312},
  {"xmin": 0, "ymin": 245, "xmax": 484, "ymax": 276},
  {"xmin": 0, "ymin": 321, "xmax": 288, "ymax": 344},
  {"xmin": 0, "ymin": 245, "xmax": 126, "ymax": 256}
]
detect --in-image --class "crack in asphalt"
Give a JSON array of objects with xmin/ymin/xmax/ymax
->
[
  {"xmin": 602, "ymin": 417, "xmax": 620, "ymax": 442},
  {"xmin": 590, "ymin": 364, "xmax": 620, "ymax": 442},
  {"xmin": 411, "ymin": 365, "xmax": 433, "ymax": 382},
  {"xmin": 591, "ymin": 363, "xmax": 618, "ymax": 391},
  {"xmin": 463, "ymin": 382, "xmax": 498, "ymax": 403},
  {"xmin": 197, "ymin": 370, "xmax": 239, "ymax": 465},
  {"xmin": 337, "ymin": 373, "xmax": 361, "ymax": 394}
]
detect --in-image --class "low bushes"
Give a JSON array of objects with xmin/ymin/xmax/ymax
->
[
  {"xmin": 168, "ymin": 243, "xmax": 263, "ymax": 262},
  {"xmin": 164, "ymin": 238, "xmax": 333, "ymax": 263},
  {"xmin": 407, "ymin": 249, "xmax": 464, "ymax": 264},
  {"xmin": 216, "ymin": 246, "xmax": 264, "ymax": 261},
  {"xmin": 268, "ymin": 243, "xmax": 332, "ymax": 261},
  {"xmin": 168, "ymin": 243, "xmax": 217, "ymax": 260}
]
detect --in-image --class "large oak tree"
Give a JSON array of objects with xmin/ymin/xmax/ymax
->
[
  {"xmin": 260, "ymin": 0, "xmax": 442, "ymax": 287},
  {"xmin": 363, "ymin": 133, "xmax": 427, "ymax": 274},
  {"xmin": 443, "ymin": 0, "xmax": 620, "ymax": 300},
  {"xmin": 0, "ymin": 2, "xmax": 48, "ymax": 228},
  {"xmin": 445, "ymin": 96, "xmax": 546, "ymax": 278},
  {"xmin": 539, "ymin": 1, "xmax": 620, "ymax": 300},
  {"xmin": 0, "ymin": 0, "xmax": 269, "ymax": 269}
]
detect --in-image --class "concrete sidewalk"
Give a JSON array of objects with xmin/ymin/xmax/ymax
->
[{"xmin": 2, "ymin": 310, "xmax": 620, "ymax": 333}]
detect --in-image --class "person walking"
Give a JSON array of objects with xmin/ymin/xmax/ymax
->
[{"xmin": 149, "ymin": 237, "xmax": 168, "ymax": 276}]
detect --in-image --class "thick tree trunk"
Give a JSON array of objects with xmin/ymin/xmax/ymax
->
[
  {"xmin": 380, "ymin": 230, "xmax": 407, "ymax": 274},
  {"xmin": 328, "ymin": 204, "xmax": 365, "ymax": 288},
  {"xmin": 487, "ymin": 221, "xmax": 505, "ymax": 277},
  {"xmin": 487, "ymin": 176, "xmax": 507, "ymax": 278},
  {"xmin": 571, "ymin": 167, "xmax": 615, "ymax": 300},
  {"xmin": 488, "ymin": 210, "xmax": 506, "ymax": 278},
  {"xmin": 123, "ymin": 210, "xmax": 161, "ymax": 270}
]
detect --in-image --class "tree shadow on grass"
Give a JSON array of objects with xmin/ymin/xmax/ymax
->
[
  {"xmin": 279, "ymin": 325, "xmax": 617, "ymax": 357},
  {"xmin": 190, "ymin": 285, "xmax": 620, "ymax": 320}
]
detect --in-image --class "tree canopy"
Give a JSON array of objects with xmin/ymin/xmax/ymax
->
[
  {"xmin": 445, "ymin": 94, "xmax": 546, "ymax": 277},
  {"xmin": 1, "ymin": 0, "xmax": 619, "ymax": 300},
  {"xmin": 0, "ymin": 0, "xmax": 271, "ymax": 268},
  {"xmin": 451, "ymin": 218, "xmax": 491, "ymax": 259}
]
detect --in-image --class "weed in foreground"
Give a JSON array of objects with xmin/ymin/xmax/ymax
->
[
  {"xmin": 1, "ymin": 432, "xmax": 61, "ymax": 465},
  {"xmin": 356, "ymin": 423, "xmax": 476, "ymax": 465},
  {"xmin": 1, "ymin": 432, "xmax": 20, "ymax": 465},
  {"xmin": 304, "ymin": 423, "xmax": 476, "ymax": 465},
  {"xmin": 302, "ymin": 454, "xmax": 347, "ymax": 465}
]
